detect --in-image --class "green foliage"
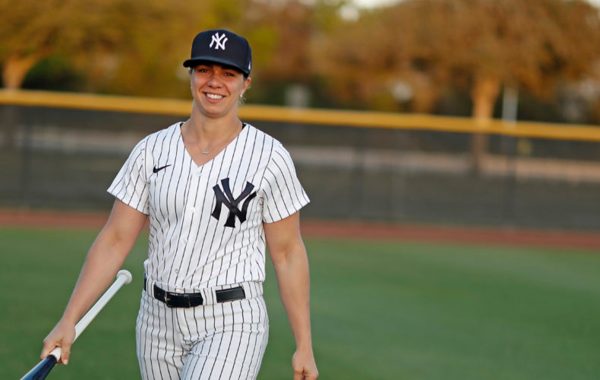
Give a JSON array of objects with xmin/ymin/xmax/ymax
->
[
  {"xmin": 22, "ymin": 56, "xmax": 84, "ymax": 91},
  {"xmin": 315, "ymin": 0, "xmax": 600, "ymax": 112},
  {"xmin": 1, "ymin": 0, "xmax": 599, "ymax": 118}
]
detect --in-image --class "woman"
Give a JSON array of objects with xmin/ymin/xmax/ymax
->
[{"xmin": 41, "ymin": 29, "xmax": 318, "ymax": 380}]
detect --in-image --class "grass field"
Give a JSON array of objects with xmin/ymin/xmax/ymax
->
[{"xmin": 1, "ymin": 228, "xmax": 600, "ymax": 379}]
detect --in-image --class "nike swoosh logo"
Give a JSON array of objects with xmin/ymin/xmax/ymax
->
[{"xmin": 153, "ymin": 164, "xmax": 171, "ymax": 174}]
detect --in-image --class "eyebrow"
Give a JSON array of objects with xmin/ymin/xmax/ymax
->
[{"xmin": 194, "ymin": 62, "xmax": 241, "ymax": 72}]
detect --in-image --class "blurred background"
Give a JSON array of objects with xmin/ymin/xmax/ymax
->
[
  {"xmin": 2, "ymin": 0, "xmax": 600, "ymax": 230},
  {"xmin": 3, "ymin": 2, "xmax": 600, "ymax": 380}
]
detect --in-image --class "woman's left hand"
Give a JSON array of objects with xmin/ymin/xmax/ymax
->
[{"xmin": 292, "ymin": 349, "xmax": 319, "ymax": 380}]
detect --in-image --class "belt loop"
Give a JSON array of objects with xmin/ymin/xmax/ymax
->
[
  {"xmin": 143, "ymin": 276, "xmax": 153, "ymax": 298},
  {"xmin": 203, "ymin": 287, "xmax": 215, "ymax": 305},
  {"xmin": 242, "ymin": 281, "xmax": 262, "ymax": 299}
]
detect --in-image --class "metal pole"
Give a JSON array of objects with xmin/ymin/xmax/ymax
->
[
  {"xmin": 20, "ymin": 121, "xmax": 33, "ymax": 207},
  {"xmin": 501, "ymin": 85, "xmax": 519, "ymax": 224}
]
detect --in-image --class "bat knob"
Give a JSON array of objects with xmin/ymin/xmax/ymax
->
[{"xmin": 117, "ymin": 270, "xmax": 133, "ymax": 284}]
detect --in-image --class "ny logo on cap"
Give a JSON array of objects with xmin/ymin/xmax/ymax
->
[{"xmin": 209, "ymin": 32, "xmax": 228, "ymax": 50}]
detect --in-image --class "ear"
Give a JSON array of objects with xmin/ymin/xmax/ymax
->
[{"xmin": 243, "ymin": 76, "xmax": 252, "ymax": 92}]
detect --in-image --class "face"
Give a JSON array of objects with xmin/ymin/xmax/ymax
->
[{"xmin": 189, "ymin": 63, "xmax": 251, "ymax": 119}]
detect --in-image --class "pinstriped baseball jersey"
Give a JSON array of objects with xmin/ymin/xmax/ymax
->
[{"xmin": 108, "ymin": 122, "xmax": 309, "ymax": 290}]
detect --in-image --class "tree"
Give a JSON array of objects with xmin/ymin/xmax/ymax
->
[
  {"xmin": 0, "ymin": 0, "xmax": 347, "ymax": 101},
  {"xmin": 0, "ymin": 0, "xmax": 129, "ymax": 89},
  {"xmin": 237, "ymin": 0, "xmax": 347, "ymax": 105},
  {"xmin": 315, "ymin": 0, "xmax": 600, "ymax": 169},
  {"xmin": 0, "ymin": 0, "xmax": 215, "ymax": 94},
  {"xmin": 0, "ymin": 0, "xmax": 207, "ymax": 150}
]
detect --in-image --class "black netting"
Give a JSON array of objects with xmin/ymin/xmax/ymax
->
[{"xmin": 2, "ymin": 104, "xmax": 600, "ymax": 230}]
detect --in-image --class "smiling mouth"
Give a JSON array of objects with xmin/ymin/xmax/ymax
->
[{"xmin": 206, "ymin": 93, "xmax": 225, "ymax": 100}]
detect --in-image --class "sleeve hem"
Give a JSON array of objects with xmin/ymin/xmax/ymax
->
[
  {"xmin": 107, "ymin": 189, "xmax": 149, "ymax": 215},
  {"xmin": 263, "ymin": 198, "xmax": 310, "ymax": 224}
]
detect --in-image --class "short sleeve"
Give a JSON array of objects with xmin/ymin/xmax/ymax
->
[
  {"xmin": 262, "ymin": 144, "xmax": 310, "ymax": 223},
  {"xmin": 107, "ymin": 138, "xmax": 150, "ymax": 214}
]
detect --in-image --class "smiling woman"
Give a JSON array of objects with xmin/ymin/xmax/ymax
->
[
  {"xmin": 184, "ymin": 62, "xmax": 251, "ymax": 153},
  {"xmin": 181, "ymin": 30, "xmax": 253, "ymax": 163},
  {"xmin": 40, "ymin": 29, "xmax": 318, "ymax": 380}
]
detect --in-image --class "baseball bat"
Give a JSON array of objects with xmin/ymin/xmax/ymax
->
[{"xmin": 20, "ymin": 269, "xmax": 133, "ymax": 380}]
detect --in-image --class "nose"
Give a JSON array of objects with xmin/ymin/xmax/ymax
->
[
  {"xmin": 206, "ymin": 68, "xmax": 227, "ymax": 87},
  {"xmin": 207, "ymin": 74, "xmax": 222, "ymax": 87}
]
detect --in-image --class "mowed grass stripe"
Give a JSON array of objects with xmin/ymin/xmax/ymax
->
[{"xmin": 1, "ymin": 228, "xmax": 599, "ymax": 379}]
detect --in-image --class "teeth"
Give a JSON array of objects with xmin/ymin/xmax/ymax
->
[{"xmin": 206, "ymin": 93, "xmax": 224, "ymax": 100}]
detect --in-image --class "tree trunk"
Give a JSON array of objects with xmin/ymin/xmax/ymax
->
[
  {"xmin": 1, "ymin": 54, "xmax": 42, "ymax": 150},
  {"xmin": 2, "ymin": 54, "xmax": 41, "ymax": 90},
  {"xmin": 470, "ymin": 75, "xmax": 500, "ymax": 174}
]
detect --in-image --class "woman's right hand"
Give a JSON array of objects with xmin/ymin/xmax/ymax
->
[{"xmin": 40, "ymin": 319, "xmax": 76, "ymax": 365}]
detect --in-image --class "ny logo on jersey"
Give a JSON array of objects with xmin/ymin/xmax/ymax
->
[
  {"xmin": 209, "ymin": 32, "xmax": 228, "ymax": 50},
  {"xmin": 212, "ymin": 178, "xmax": 257, "ymax": 228}
]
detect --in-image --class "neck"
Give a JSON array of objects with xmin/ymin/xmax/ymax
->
[
  {"xmin": 182, "ymin": 114, "xmax": 242, "ymax": 156},
  {"xmin": 187, "ymin": 106, "xmax": 241, "ymax": 139}
]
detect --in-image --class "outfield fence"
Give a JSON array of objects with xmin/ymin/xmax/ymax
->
[{"xmin": 2, "ymin": 90, "xmax": 600, "ymax": 230}]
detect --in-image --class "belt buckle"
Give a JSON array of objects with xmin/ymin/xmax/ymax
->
[{"xmin": 163, "ymin": 292, "xmax": 171, "ymax": 305}]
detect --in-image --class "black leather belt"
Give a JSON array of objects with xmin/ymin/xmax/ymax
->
[{"xmin": 144, "ymin": 278, "xmax": 245, "ymax": 308}]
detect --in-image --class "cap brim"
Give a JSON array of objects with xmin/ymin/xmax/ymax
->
[{"xmin": 183, "ymin": 56, "xmax": 249, "ymax": 75}]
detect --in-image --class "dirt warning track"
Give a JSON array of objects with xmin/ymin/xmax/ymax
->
[{"xmin": 1, "ymin": 209, "xmax": 599, "ymax": 252}]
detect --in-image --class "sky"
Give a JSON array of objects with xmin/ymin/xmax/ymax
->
[
  {"xmin": 352, "ymin": 0, "xmax": 399, "ymax": 7},
  {"xmin": 353, "ymin": 0, "xmax": 600, "ymax": 8}
]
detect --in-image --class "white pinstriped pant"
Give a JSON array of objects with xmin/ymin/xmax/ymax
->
[{"xmin": 136, "ymin": 281, "xmax": 269, "ymax": 380}]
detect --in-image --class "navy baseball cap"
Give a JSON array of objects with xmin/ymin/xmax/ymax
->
[{"xmin": 183, "ymin": 29, "xmax": 252, "ymax": 76}]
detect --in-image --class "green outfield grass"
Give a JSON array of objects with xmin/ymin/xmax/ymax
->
[{"xmin": 1, "ymin": 228, "xmax": 600, "ymax": 379}]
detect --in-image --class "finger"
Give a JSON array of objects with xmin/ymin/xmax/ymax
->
[
  {"xmin": 293, "ymin": 368, "xmax": 304, "ymax": 380},
  {"xmin": 59, "ymin": 343, "xmax": 71, "ymax": 365},
  {"xmin": 40, "ymin": 338, "xmax": 58, "ymax": 360}
]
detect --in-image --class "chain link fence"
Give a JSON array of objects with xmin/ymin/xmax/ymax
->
[{"xmin": 2, "ymin": 101, "xmax": 600, "ymax": 230}]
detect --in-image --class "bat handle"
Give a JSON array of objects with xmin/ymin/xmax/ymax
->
[
  {"xmin": 21, "ymin": 270, "xmax": 133, "ymax": 380},
  {"xmin": 48, "ymin": 346, "xmax": 62, "ymax": 361},
  {"xmin": 47, "ymin": 270, "xmax": 133, "ymax": 360},
  {"xmin": 74, "ymin": 270, "xmax": 133, "ymax": 339}
]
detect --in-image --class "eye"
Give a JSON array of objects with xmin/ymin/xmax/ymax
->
[
  {"xmin": 224, "ymin": 71, "xmax": 237, "ymax": 77},
  {"xmin": 194, "ymin": 66, "xmax": 209, "ymax": 74}
]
